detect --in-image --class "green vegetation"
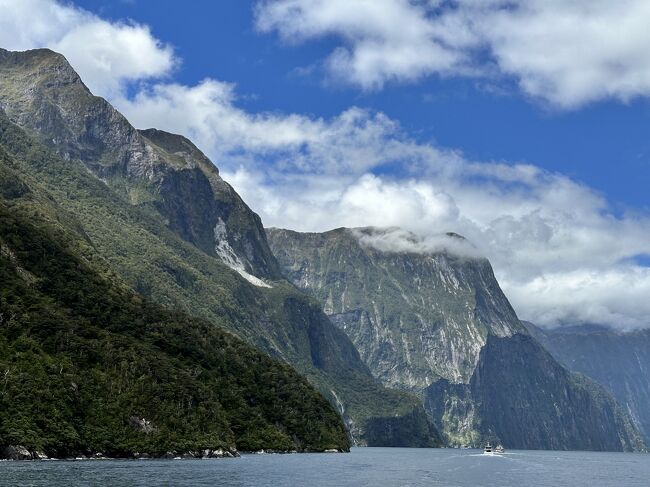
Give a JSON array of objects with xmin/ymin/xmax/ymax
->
[
  {"xmin": 0, "ymin": 104, "xmax": 435, "ymax": 445},
  {"xmin": 0, "ymin": 154, "xmax": 349, "ymax": 457},
  {"xmin": 0, "ymin": 47, "xmax": 440, "ymax": 446}
]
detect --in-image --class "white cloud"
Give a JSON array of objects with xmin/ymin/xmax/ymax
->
[
  {"xmin": 2, "ymin": 0, "xmax": 649, "ymax": 329},
  {"xmin": 351, "ymin": 227, "xmax": 483, "ymax": 259},
  {"xmin": 255, "ymin": 0, "xmax": 469, "ymax": 90},
  {"xmin": 139, "ymin": 83, "xmax": 650, "ymax": 328},
  {"xmin": 0, "ymin": 0, "xmax": 175, "ymax": 97},
  {"xmin": 116, "ymin": 80, "xmax": 325, "ymax": 152},
  {"xmin": 480, "ymin": 0, "xmax": 650, "ymax": 107},
  {"xmin": 256, "ymin": 0, "xmax": 650, "ymax": 107},
  {"xmin": 503, "ymin": 268, "xmax": 650, "ymax": 331}
]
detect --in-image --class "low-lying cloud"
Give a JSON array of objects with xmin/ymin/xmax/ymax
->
[{"xmin": 352, "ymin": 227, "xmax": 484, "ymax": 260}]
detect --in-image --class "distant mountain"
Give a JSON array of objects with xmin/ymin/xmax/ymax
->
[
  {"xmin": 525, "ymin": 322, "xmax": 650, "ymax": 444},
  {"xmin": 267, "ymin": 227, "xmax": 645, "ymax": 451},
  {"xmin": 0, "ymin": 147, "xmax": 349, "ymax": 458},
  {"xmin": 0, "ymin": 48, "xmax": 438, "ymax": 447}
]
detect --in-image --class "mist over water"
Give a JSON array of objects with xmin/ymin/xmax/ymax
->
[{"xmin": 2, "ymin": 447, "xmax": 648, "ymax": 487}]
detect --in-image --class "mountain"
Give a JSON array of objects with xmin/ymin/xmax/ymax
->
[
  {"xmin": 0, "ymin": 47, "xmax": 278, "ymax": 281},
  {"xmin": 0, "ymin": 147, "xmax": 349, "ymax": 458},
  {"xmin": 268, "ymin": 227, "xmax": 524, "ymax": 389},
  {"xmin": 524, "ymin": 322, "xmax": 650, "ymax": 444},
  {"xmin": 425, "ymin": 333, "xmax": 643, "ymax": 451},
  {"xmin": 0, "ymin": 48, "xmax": 438, "ymax": 447},
  {"xmin": 267, "ymin": 227, "xmax": 645, "ymax": 451}
]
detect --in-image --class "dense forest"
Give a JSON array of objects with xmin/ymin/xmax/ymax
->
[
  {"xmin": 0, "ymin": 48, "xmax": 437, "ymax": 447},
  {"xmin": 0, "ymin": 153, "xmax": 349, "ymax": 458}
]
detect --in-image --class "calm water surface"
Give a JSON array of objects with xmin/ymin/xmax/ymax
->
[{"xmin": 1, "ymin": 447, "xmax": 649, "ymax": 486}]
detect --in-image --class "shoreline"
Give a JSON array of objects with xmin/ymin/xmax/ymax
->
[{"xmin": 0, "ymin": 446, "xmax": 348, "ymax": 462}]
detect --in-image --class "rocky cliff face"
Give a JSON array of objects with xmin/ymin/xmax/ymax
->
[
  {"xmin": 267, "ymin": 227, "xmax": 646, "ymax": 451},
  {"xmin": 425, "ymin": 334, "xmax": 644, "ymax": 451},
  {"xmin": 268, "ymin": 227, "xmax": 525, "ymax": 388},
  {"xmin": 0, "ymin": 48, "xmax": 438, "ymax": 447},
  {"xmin": 525, "ymin": 322, "xmax": 650, "ymax": 444},
  {"xmin": 0, "ymin": 47, "xmax": 279, "ymax": 281}
]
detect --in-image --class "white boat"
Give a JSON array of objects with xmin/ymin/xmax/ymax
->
[{"xmin": 483, "ymin": 442, "xmax": 505, "ymax": 454}]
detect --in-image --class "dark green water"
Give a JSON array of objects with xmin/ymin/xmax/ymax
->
[{"xmin": 1, "ymin": 447, "xmax": 649, "ymax": 486}]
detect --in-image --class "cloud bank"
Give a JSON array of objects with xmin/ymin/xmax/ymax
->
[
  {"xmin": 352, "ymin": 227, "xmax": 483, "ymax": 260},
  {"xmin": 2, "ymin": 0, "xmax": 650, "ymax": 329},
  {"xmin": 120, "ymin": 83, "xmax": 650, "ymax": 329},
  {"xmin": 256, "ymin": 0, "xmax": 650, "ymax": 107},
  {"xmin": 0, "ymin": 0, "xmax": 175, "ymax": 97}
]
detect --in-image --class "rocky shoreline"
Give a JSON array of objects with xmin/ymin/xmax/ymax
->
[{"xmin": 0, "ymin": 445, "xmax": 347, "ymax": 461}]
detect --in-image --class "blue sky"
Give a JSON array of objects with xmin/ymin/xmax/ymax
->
[
  {"xmin": 3, "ymin": 0, "xmax": 650, "ymax": 328},
  {"xmin": 77, "ymin": 0, "xmax": 650, "ymax": 211}
]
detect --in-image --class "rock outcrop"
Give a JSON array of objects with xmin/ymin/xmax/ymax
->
[{"xmin": 1, "ymin": 445, "xmax": 37, "ymax": 461}]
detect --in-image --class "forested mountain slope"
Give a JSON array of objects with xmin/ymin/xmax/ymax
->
[
  {"xmin": 0, "ymin": 150, "xmax": 349, "ymax": 458},
  {"xmin": 0, "ymin": 48, "xmax": 438, "ymax": 446}
]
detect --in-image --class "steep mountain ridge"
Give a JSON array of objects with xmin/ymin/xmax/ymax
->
[
  {"xmin": 0, "ymin": 47, "xmax": 279, "ymax": 281},
  {"xmin": 0, "ymin": 146, "xmax": 350, "ymax": 457},
  {"xmin": 0, "ymin": 48, "xmax": 438, "ymax": 446},
  {"xmin": 525, "ymin": 322, "xmax": 650, "ymax": 444},
  {"xmin": 267, "ymin": 227, "xmax": 645, "ymax": 451}
]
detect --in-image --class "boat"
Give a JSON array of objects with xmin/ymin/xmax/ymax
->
[{"xmin": 483, "ymin": 442, "xmax": 505, "ymax": 454}]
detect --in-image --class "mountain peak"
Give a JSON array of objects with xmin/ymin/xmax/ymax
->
[
  {"xmin": 0, "ymin": 47, "xmax": 281, "ymax": 280},
  {"xmin": 139, "ymin": 128, "xmax": 220, "ymax": 177},
  {"xmin": 0, "ymin": 47, "xmax": 132, "ymax": 168},
  {"xmin": 0, "ymin": 47, "xmax": 83, "ymax": 90}
]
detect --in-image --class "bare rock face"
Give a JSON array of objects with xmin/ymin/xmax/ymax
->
[
  {"xmin": 0, "ymin": 48, "xmax": 280, "ymax": 281},
  {"xmin": 425, "ymin": 334, "xmax": 645, "ymax": 451},
  {"xmin": 1, "ymin": 445, "xmax": 34, "ymax": 460},
  {"xmin": 267, "ymin": 227, "xmax": 525, "ymax": 389},
  {"xmin": 525, "ymin": 322, "xmax": 650, "ymax": 445},
  {"xmin": 267, "ymin": 227, "xmax": 646, "ymax": 451},
  {"xmin": 129, "ymin": 416, "xmax": 157, "ymax": 434}
]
